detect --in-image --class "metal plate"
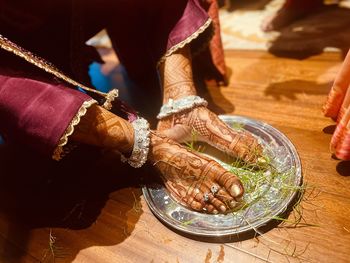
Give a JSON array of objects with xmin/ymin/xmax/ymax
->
[{"xmin": 142, "ymin": 115, "xmax": 302, "ymax": 237}]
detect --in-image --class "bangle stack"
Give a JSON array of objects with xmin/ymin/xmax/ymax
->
[
  {"xmin": 157, "ymin": 95, "xmax": 208, "ymax": 119},
  {"xmin": 121, "ymin": 117, "xmax": 150, "ymax": 168}
]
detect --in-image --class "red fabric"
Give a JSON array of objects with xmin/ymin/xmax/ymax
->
[
  {"xmin": 206, "ymin": 0, "xmax": 227, "ymax": 84},
  {"xmin": 324, "ymin": 50, "xmax": 350, "ymax": 120},
  {"xmin": 0, "ymin": 0, "xmax": 224, "ymax": 157},
  {"xmin": 324, "ymin": 49, "xmax": 350, "ymax": 160},
  {"xmin": 0, "ymin": 70, "xmax": 91, "ymax": 156},
  {"xmin": 167, "ymin": 0, "xmax": 209, "ymax": 49},
  {"xmin": 195, "ymin": 0, "xmax": 227, "ymax": 85}
]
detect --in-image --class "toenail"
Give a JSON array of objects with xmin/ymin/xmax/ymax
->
[
  {"xmin": 220, "ymin": 205, "xmax": 226, "ymax": 212},
  {"xmin": 235, "ymin": 196, "xmax": 243, "ymax": 202},
  {"xmin": 230, "ymin": 200, "xmax": 237, "ymax": 208},
  {"xmin": 213, "ymin": 209, "xmax": 218, "ymax": 214},
  {"xmin": 231, "ymin": 184, "xmax": 242, "ymax": 197}
]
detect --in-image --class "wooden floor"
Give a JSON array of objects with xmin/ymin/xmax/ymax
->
[{"xmin": 0, "ymin": 50, "xmax": 349, "ymax": 263}]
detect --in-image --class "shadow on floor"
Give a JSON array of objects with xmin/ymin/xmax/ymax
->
[
  {"xmin": 336, "ymin": 161, "xmax": 350, "ymax": 176},
  {"xmin": 322, "ymin": 125, "xmax": 336, "ymax": 135},
  {"xmin": 268, "ymin": 5, "xmax": 350, "ymax": 59},
  {"xmin": 195, "ymin": 76, "xmax": 235, "ymax": 114},
  {"xmin": 224, "ymin": 0, "xmax": 272, "ymax": 11},
  {"xmin": 264, "ymin": 79, "xmax": 331, "ymax": 100},
  {"xmin": 0, "ymin": 143, "xmax": 153, "ymax": 262}
]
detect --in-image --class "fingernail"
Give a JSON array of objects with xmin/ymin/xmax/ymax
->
[
  {"xmin": 220, "ymin": 205, "xmax": 226, "ymax": 213},
  {"xmin": 231, "ymin": 184, "xmax": 242, "ymax": 197},
  {"xmin": 213, "ymin": 209, "xmax": 219, "ymax": 214}
]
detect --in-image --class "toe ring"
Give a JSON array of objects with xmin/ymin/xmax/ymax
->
[
  {"xmin": 210, "ymin": 185, "xmax": 219, "ymax": 195},
  {"xmin": 203, "ymin": 193, "xmax": 210, "ymax": 202}
]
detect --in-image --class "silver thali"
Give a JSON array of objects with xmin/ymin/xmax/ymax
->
[{"xmin": 142, "ymin": 115, "xmax": 302, "ymax": 237}]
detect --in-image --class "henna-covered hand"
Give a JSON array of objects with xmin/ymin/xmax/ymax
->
[
  {"xmin": 149, "ymin": 132, "xmax": 244, "ymax": 214},
  {"xmin": 158, "ymin": 46, "xmax": 262, "ymax": 164}
]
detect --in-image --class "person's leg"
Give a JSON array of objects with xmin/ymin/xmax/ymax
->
[
  {"xmin": 71, "ymin": 104, "xmax": 134, "ymax": 153},
  {"xmin": 104, "ymin": 0, "xmax": 188, "ymax": 120},
  {"xmin": 76, "ymin": 0, "xmax": 245, "ymax": 213},
  {"xmin": 324, "ymin": 49, "xmax": 350, "ymax": 159},
  {"xmin": 0, "ymin": 0, "xmax": 244, "ymax": 213},
  {"xmin": 324, "ymin": 49, "xmax": 350, "ymax": 120},
  {"xmin": 157, "ymin": 46, "xmax": 262, "ymax": 164}
]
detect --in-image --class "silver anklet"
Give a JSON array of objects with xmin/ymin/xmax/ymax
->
[
  {"xmin": 157, "ymin": 95, "xmax": 208, "ymax": 119},
  {"xmin": 120, "ymin": 117, "xmax": 150, "ymax": 168}
]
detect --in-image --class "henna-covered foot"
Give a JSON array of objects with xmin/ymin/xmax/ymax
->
[
  {"xmin": 71, "ymin": 104, "xmax": 134, "ymax": 154},
  {"xmin": 149, "ymin": 132, "xmax": 244, "ymax": 214},
  {"xmin": 158, "ymin": 46, "xmax": 262, "ymax": 165},
  {"xmin": 157, "ymin": 106, "xmax": 262, "ymax": 164}
]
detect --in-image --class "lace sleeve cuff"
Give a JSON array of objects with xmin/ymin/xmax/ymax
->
[{"xmin": 52, "ymin": 99, "xmax": 97, "ymax": 161}]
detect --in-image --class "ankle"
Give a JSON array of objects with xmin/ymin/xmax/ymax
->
[{"xmin": 163, "ymin": 84, "xmax": 197, "ymax": 104}]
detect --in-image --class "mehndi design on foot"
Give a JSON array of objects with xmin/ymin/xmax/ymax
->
[
  {"xmin": 158, "ymin": 106, "xmax": 262, "ymax": 163},
  {"xmin": 71, "ymin": 104, "xmax": 134, "ymax": 154},
  {"xmin": 158, "ymin": 46, "xmax": 262, "ymax": 164},
  {"xmin": 148, "ymin": 132, "xmax": 244, "ymax": 214}
]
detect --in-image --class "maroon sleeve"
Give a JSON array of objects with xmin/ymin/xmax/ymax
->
[
  {"xmin": 166, "ymin": 0, "xmax": 209, "ymax": 50},
  {"xmin": 0, "ymin": 71, "xmax": 93, "ymax": 157}
]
